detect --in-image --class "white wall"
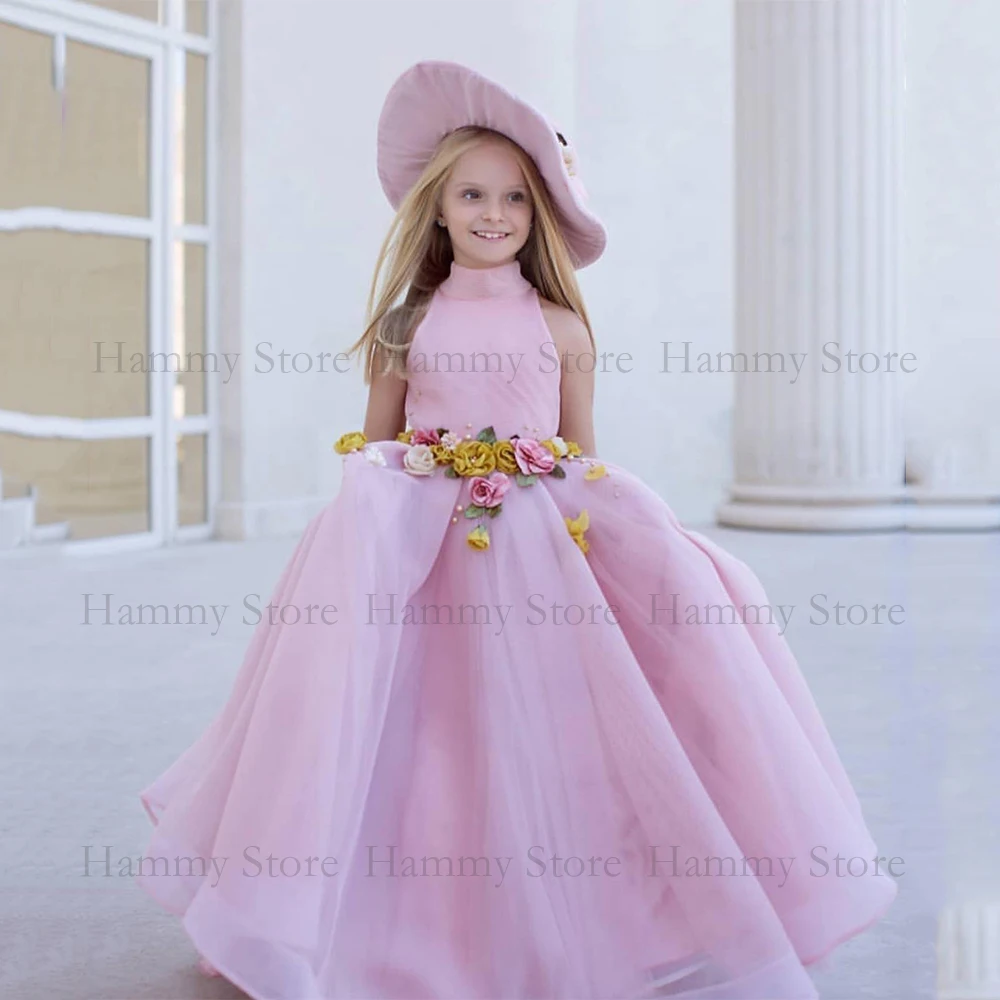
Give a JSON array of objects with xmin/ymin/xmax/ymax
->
[
  {"xmin": 216, "ymin": 0, "xmax": 734, "ymax": 536},
  {"xmin": 901, "ymin": 0, "xmax": 1000, "ymax": 494},
  {"xmin": 577, "ymin": 0, "xmax": 734, "ymax": 521}
]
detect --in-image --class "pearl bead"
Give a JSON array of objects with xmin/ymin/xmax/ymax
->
[
  {"xmin": 451, "ymin": 516, "xmax": 458, "ymax": 523},
  {"xmin": 456, "ymin": 505, "xmax": 463, "ymax": 511}
]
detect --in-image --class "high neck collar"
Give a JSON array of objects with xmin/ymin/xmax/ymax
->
[{"xmin": 438, "ymin": 260, "xmax": 532, "ymax": 300}]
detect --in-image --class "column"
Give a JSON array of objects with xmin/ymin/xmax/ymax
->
[{"xmin": 718, "ymin": 0, "xmax": 906, "ymax": 530}]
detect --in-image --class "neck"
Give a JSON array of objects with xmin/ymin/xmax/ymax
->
[{"xmin": 438, "ymin": 259, "xmax": 532, "ymax": 300}]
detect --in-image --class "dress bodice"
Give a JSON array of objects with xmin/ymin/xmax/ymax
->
[{"xmin": 404, "ymin": 260, "xmax": 561, "ymax": 440}]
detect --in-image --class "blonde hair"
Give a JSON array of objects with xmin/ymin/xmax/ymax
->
[{"xmin": 347, "ymin": 126, "xmax": 596, "ymax": 384}]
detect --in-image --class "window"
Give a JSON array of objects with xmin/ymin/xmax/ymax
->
[{"xmin": 0, "ymin": 0, "xmax": 216, "ymax": 551}]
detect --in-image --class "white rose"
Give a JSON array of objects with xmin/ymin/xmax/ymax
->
[
  {"xmin": 362, "ymin": 444, "xmax": 386, "ymax": 467},
  {"xmin": 403, "ymin": 443, "xmax": 436, "ymax": 476},
  {"xmin": 561, "ymin": 143, "xmax": 578, "ymax": 177},
  {"xmin": 549, "ymin": 435, "xmax": 569, "ymax": 458}
]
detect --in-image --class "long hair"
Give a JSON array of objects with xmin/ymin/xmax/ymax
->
[{"xmin": 347, "ymin": 126, "xmax": 596, "ymax": 384}]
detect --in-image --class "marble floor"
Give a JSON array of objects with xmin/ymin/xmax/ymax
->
[{"xmin": 1, "ymin": 525, "xmax": 997, "ymax": 999}]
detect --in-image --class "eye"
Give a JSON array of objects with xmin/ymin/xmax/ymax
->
[
  {"xmin": 509, "ymin": 192, "xmax": 526, "ymax": 203},
  {"xmin": 461, "ymin": 190, "xmax": 480, "ymax": 200}
]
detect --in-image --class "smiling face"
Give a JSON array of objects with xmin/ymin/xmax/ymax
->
[{"xmin": 437, "ymin": 140, "xmax": 534, "ymax": 268}]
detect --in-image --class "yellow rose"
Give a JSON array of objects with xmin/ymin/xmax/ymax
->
[
  {"xmin": 467, "ymin": 525, "xmax": 490, "ymax": 550},
  {"xmin": 431, "ymin": 443, "xmax": 455, "ymax": 465},
  {"xmin": 565, "ymin": 509, "xmax": 590, "ymax": 554},
  {"xmin": 452, "ymin": 440, "xmax": 497, "ymax": 477},
  {"xmin": 540, "ymin": 439, "xmax": 559, "ymax": 458},
  {"xmin": 492, "ymin": 439, "xmax": 519, "ymax": 474},
  {"xmin": 396, "ymin": 429, "xmax": 413, "ymax": 444},
  {"xmin": 549, "ymin": 435, "xmax": 569, "ymax": 458},
  {"xmin": 583, "ymin": 463, "xmax": 607, "ymax": 480},
  {"xmin": 334, "ymin": 431, "xmax": 367, "ymax": 454},
  {"xmin": 565, "ymin": 440, "xmax": 582, "ymax": 458}
]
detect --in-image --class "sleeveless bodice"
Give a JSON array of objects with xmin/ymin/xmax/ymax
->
[{"xmin": 404, "ymin": 260, "xmax": 561, "ymax": 440}]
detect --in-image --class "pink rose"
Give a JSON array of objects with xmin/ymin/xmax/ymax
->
[
  {"xmin": 411, "ymin": 427, "xmax": 440, "ymax": 446},
  {"xmin": 469, "ymin": 472, "xmax": 511, "ymax": 508},
  {"xmin": 513, "ymin": 437, "xmax": 555, "ymax": 476}
]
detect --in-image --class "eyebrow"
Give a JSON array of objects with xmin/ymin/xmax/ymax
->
[{"xmin": 452, "ymin": 181, "xmax": 528, "ymax": 191}]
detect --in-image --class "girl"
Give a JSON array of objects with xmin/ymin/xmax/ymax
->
[{"xmin": 137, "ymin": 61, "xmax": 896, "ymax": 1000}]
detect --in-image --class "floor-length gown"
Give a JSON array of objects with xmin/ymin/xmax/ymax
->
[{"xmin": 136, "ymin": 259, "xmax": 896, "ymax": 1000}]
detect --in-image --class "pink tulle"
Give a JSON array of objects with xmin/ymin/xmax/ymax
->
[{"xmin": 136, "ymin": 260, "xmax": 895, "ymax": 999}]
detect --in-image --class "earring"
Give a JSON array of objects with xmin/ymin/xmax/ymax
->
[{"xmin": 436, "ymin": 219, "xmax": 446, "ymax": 227}]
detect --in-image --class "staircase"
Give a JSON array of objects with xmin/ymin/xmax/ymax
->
[{"xmin": 0, "ymin": 470, "xmax": 70, "ymax": 548}]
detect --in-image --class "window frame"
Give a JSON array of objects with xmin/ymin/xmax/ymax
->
[{"xmin": 0, "ymin": 0, "xmax": 218, "ymax": 554}]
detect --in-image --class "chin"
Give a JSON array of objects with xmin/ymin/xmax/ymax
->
[{"xmin": 463, "ymin": 236, "xmax": 524, "ymax": 263}]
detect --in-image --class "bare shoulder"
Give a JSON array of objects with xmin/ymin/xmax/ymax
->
[{"xmin": 538, "ymin": 296, "xmax": 590, "ymax": 352}]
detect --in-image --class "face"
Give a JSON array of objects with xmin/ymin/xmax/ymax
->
[{"xmin": 438, "ymin": 141, "xmax": 533, "ymax": 268}]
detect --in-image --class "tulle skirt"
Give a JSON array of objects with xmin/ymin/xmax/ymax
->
[{"xmin": 136, "ymin": 442, "xmax": 896, "ymax": 999}]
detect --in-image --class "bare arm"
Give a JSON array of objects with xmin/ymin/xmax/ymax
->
[
  {"xmin": 541, "ymin": 301, "xmax": 597, "ymax": 457},
  {"xmin": 361, "ymin": 346, "xmax": 407, "ymax": 442}
]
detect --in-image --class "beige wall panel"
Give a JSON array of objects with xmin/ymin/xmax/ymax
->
[
  {"xmin": 0, "ymin": 24, "xmax": 150, "ymax": 216},
  {"xmin": 0, "ymin": 433, "xmax": 149, "ymax": 538},
  {"xmin": 187, "ymin": 1, "xmax": 208, "ymax": 36},
  {"xmin": 176, "ymin": 242, "xmax": 206, "ymax": 416},
  {"xmin": 0, "ymin": 231, "xmax": 149, "ymax": 418},
  {"xmin": 79, "ymin": 1, "xmax": 160, "ymax": 23},
  {"xmin": 185, "ymin": 53, "xmax": 207, "ymax": 224},
  {"xmin": 177, "ymin": 433, "xmax": 206, "ymax": 525}
]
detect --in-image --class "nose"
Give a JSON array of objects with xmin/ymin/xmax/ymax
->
[{"xmin": 481, "ymin": 197, "xmax": 505, "ymax": 222}]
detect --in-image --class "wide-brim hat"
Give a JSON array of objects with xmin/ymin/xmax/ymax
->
[{"xmin": 377, "ymin": 60, "xmax": 607, "ymax": 269}]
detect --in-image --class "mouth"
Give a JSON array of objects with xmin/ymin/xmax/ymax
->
[{"xmin": 472, "ymin": 231, "xmax": 510, "ymax": 242}]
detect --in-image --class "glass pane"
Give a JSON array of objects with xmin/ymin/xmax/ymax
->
[
  {"xmin": 185, "ymin": 53, "xmax": 207, "ymax": 224},
  {"xmin": 79, "ymin": 1, "xmax": 161, "ymax": 21},
  {"xmin": 0, "ymin": 434, "xmax": 150, "ymax": 540},
  {"xmin": 0, "ymin": 231, "xmax": 149, "ymax": 418},
  {"xmin": 178, "ymin": 433, "xmax": 207, "ymax": 526},
  {"xmin": 174, "ymin": 242, "xmax": 207, "ymax": 416},
  {"xmin": 186, "ymin": 0, "xmax": 209, "ymax": 35},
  {"xmin": 0, "ymin": 25, "xmax": 150, "ymax": 215}
]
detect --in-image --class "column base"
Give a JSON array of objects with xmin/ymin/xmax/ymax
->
[
  {"xmin": 715, "ymin": 500, "xmax": 907, "ymax": 532},
  {"xmin": 716, "ymin": 498, "xmax": 1000, "ymax": 531},
  {"xmin": 904, "ymin": 502, "xmax": 1000, "ymax": 531}
]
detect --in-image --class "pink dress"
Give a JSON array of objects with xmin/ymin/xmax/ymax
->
[{"xmin": 136, "ymin": 260, "xmax": 896, "ymax": 999}]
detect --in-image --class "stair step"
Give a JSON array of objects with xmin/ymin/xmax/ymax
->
[
  {"xmin": 0, "ymin": 496, "xmax": 35, "ymax": 548},
  {"xmin": 29, "ymin": 521, "xmax": 71, "ymax": 544}
]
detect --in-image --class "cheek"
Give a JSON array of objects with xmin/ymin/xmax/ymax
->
[
  {"xmin": 450, "ymin": 201, "xmax": 478, "ymax": 222},
  {"xmin": 513, "ymin": 202, "xmax": 534, "ymax": 225}
]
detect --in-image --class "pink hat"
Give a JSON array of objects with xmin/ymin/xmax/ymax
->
[{"xmin": 377, "ymin": 60, "xmax": 607, "ymax": 269}]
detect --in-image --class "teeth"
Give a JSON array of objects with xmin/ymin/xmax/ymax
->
[{"xmin": 474, "ymin": 232, "xmax": 507, "ymax": 240}]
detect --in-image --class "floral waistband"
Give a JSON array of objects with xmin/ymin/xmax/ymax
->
[{"xmin": 333, "ymin": 425, "xmax": 605, "ymax": 554}]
